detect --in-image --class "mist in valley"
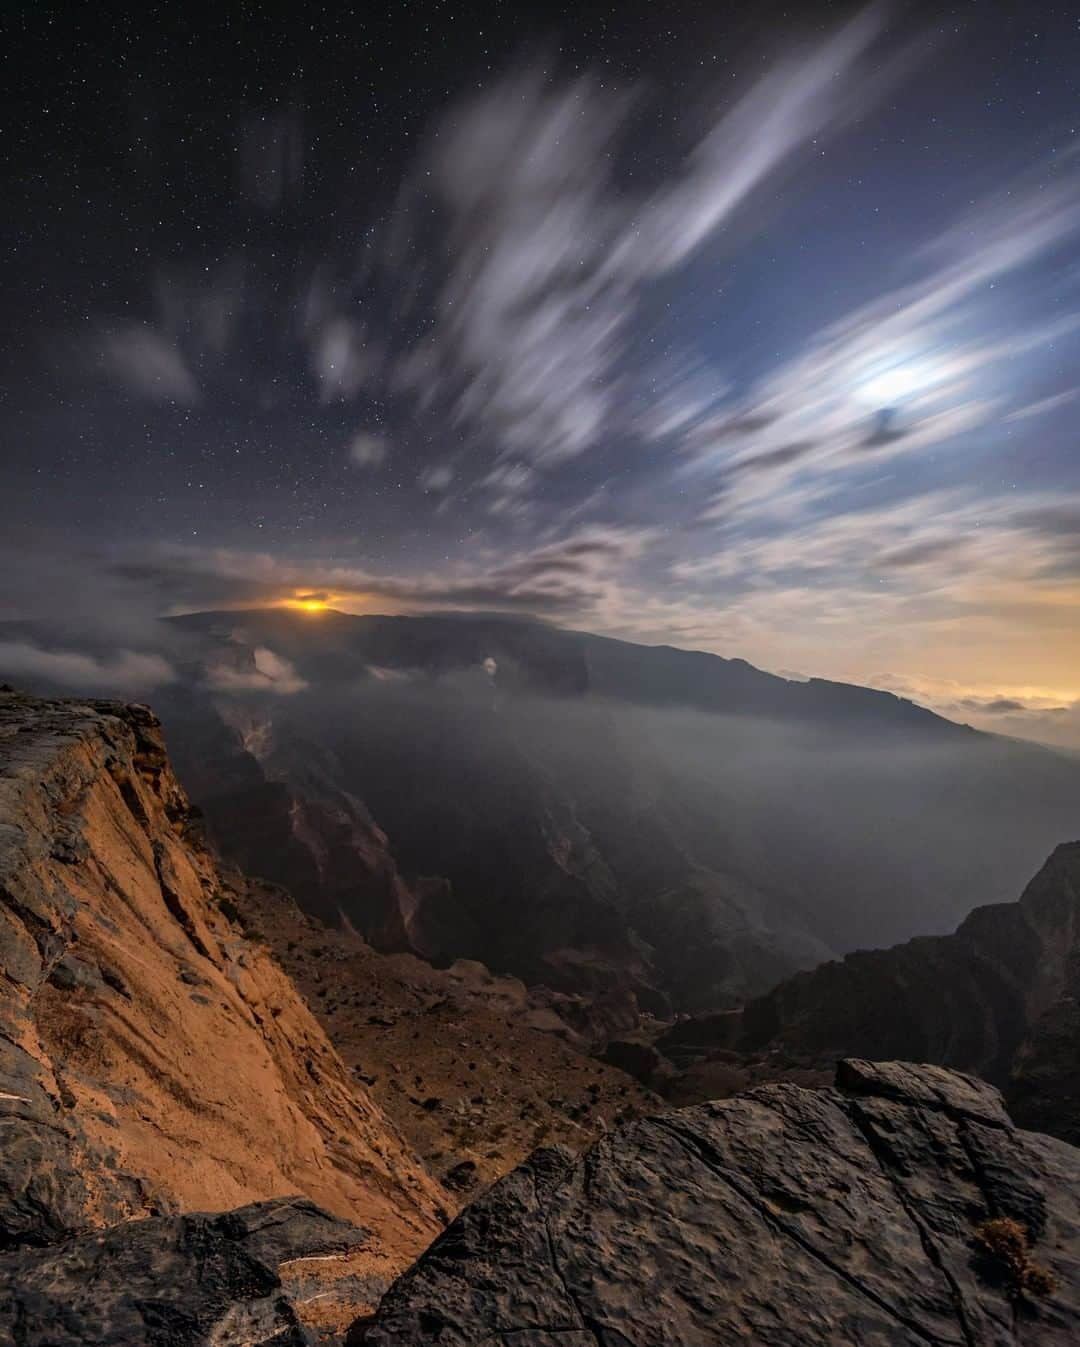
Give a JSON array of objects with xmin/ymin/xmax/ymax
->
[{"xmin": 145, "ymin": 629, "xmax": 1080, "ymax": 1014}]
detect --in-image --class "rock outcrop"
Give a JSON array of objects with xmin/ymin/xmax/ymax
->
[
  {"xmin": 0, "ymin": 690, "xmax": 445, "ymax": 1285},
  {"xmin": 0, "ymin": 1196, "xmax": 375, "ymax": 1346},
  {"xmin": 728, "ymin": 842, "xmax": 1080, "ymax": 1142},
  {"xmin": 354, "ymin": 1059, "xmax": 1080, "ymax": 1345}
]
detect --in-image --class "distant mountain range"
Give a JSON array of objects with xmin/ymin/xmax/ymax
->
[
  {"xmin": 170, "ymin": 606, "xmax": 964, "ymax": 730},
  {"xmin": 134, "ymin": 608, "xmax": 1080, "ymax": 1015}
]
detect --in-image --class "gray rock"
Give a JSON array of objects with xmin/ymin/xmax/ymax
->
[
  {"xmin": 355, "ymin": 1060, "xmax": 1080, "ymax": 1345},
  {"xmin": 0, "ymin": 1196, "xmax": 366, "ymax": 1347}
]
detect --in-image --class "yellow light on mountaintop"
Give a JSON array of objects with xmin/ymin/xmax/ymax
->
[{"xmin": 281, "ymin": 593, "xmax": 330, "ymax": 614}]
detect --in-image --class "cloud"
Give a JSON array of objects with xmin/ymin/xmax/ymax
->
[
  {"xmin": 98, "ymin": 325, "xmax": 200, "ymax": 405},
  {"xmin": 1005, "ymin": 387, "xmax": 1080, "ymax": 422},
  {"xmin": 92, "ymin": 258, "xmax": 382, "ymax": 415},
  {"xmin": 606, "ymin": 9, "xmax": 890, "ymax": 279},
  {"xmin": 204, "ymin": 646, "xmax": 307, "ymax": 695},
  {"xmin": 379, "ymin": 9, "xmax": 888, "ymax": 467},
  {"xmin": 864, "ymin": 670, "xmax": 1080, "ymax": 751},
  {"xmin": 418, "ymin": 464, "xmax": 454, "ymax": 493},
  {"xmin": 49, "ymin": 522, "xmax": 653, "ymax": 626},
  {"xmin": 349, "ymin": 432, "xmax": 389, "ymax": 469},
  {"xmin": 646, "ymin": 164, "xmax": 1080, "ymax": 537},
  {"xmin": 310, "ymin": 317, "xmax": 375, "ymax": 402},
  {"xmin": 0, "ymin": 640, "xmax": 176, "ymax": 693}
]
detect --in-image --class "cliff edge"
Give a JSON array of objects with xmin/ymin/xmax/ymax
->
[{"xmin": 0, "ymin": 688, "xmax": 447, "ymax": 1334}]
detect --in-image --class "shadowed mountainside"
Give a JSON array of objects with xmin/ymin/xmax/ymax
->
[
  {"xmin": 648, "ymin": 842, "xmax": 1080, "ymax": 1144},
  {"xmin": 152, "ymin": 609, "xmax": 1080, "ymax": 1017}
]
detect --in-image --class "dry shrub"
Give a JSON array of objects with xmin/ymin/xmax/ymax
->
[{"xmin": 974, "ymin": 1217, "xmax": 1056, "ymax": 1299}]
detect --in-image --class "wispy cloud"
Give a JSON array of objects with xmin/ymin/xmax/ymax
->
[
  {"xmin": 1005, "ymin": 387, "xmax": 1080, "ymax": 422},
  {"xmin": 865, "ymin": 670, "xmax": 1080, "ymax": 751},
  {"xmin": 669, "ymin": 174, "xmax": 1080, "ymax": 527},
  {"xmin": 94, "ymin": 523, "xmax": 656, "ymax": 621},
  {"xmin": 98, "ymin": 325, "xmax": 201, "ymax": 406},
  {"xmin": 348, "ymin": 432, "xmax": 390, "ymax": 469},
  {"xmin": 204, "ymin": 646, "xmax": 307, "ymax": 694},
  {"xmin": 379, "ymin": 9, "xmax": 889, "ymax": 468}
]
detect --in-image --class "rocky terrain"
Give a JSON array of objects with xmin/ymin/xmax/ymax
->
[
  {"xmin": 1, "ymin": 1196, "xmax": 382, "ymax": 1346},
  {"xmin": 230, "ymin": 878, "xmax": 661, "ymax": 1196},
  {"xmin": 642, "ymin": 841, "xmax": 1080, "ymax": 1141},
  {"xmin": 0, "ymin": 688, "xmax": 447, "ymax": 1337},
  {"xmin": 1, "ymin": 686, "xmax": 1078, "ymax": 1343},
  {"xmin": 355, "ymin": 1059, "xmax": 1080, "ymax": 1345}
]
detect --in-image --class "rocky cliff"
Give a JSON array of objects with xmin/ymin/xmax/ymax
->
[
  {"xmin": 2, "ymin": 687, "xmax": 1079, "ymax": 1344},
  {"xmin": 0, "ymin": 688, "xmax": 446, "ymax": 1332},
  {"xmin": 355, "ymin": 1059, "xmax": 1080, "ymax": 1345}
]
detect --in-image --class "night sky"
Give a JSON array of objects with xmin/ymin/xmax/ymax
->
[{"xmin": 3, "ymin": 2, "xmax": 1080, "ymax": 745}]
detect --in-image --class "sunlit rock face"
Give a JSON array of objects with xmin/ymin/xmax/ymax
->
[{"xmin": 0, "ymin": 689, "xmax": 445, "ymax": 1275}]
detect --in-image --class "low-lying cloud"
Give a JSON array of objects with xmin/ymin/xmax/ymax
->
[
  {"xmin": 204, "ymin": 646, "xmax": 307, "ymax": 695},
  {"xmin": 0, "ymin": 640, "xmax": 176, "ymax": 694}
]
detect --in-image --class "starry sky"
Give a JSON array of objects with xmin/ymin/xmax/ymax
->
[{"xmin": 4, "ymin": 1, "xmax": 1080, "ymax": 745}]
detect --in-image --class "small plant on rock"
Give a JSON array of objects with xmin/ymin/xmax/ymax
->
[{"xmin": 974, "ymin": 1218, "xmax": 1056, "ymax": 1299}]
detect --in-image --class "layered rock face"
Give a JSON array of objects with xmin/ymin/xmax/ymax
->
[
  {"xmin": 355, "ymin": 1060, "xmax": 1080, "ymax": 1346},
  {"xmin": 0, "ymin": 690, "xmax": 445, "ymax": 1311}
]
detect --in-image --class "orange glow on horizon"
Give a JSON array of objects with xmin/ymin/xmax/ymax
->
[{"xmin": 281, "ymin": 594, "xmax": 332, "ymax": 614}]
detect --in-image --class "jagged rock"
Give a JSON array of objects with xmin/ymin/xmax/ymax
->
[
  {"xmin": 442, "ymin": 1159, "xmax": 478, "ymax": 1193},
  {"xmin": 835, "ymin": 1057, "xmax": 1014, "ymax": 1126},
  {"xmin": 733, "ymin": 842, "xmax": 1080, "ymax": 1143},
  {"xmin": 598, "ymin": 1036, "xmax": 667, "ymax": 1087},
  {"xmin": 0, "ymin": 1196, "xmax": 369, "ymax": 1346},
  {"xmin": 354, "ymin": 1061, "xmax": 1080, "ymax": 1345}
]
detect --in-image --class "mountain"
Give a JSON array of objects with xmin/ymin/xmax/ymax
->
[
  {"xmin": 0, "ymin": 686, "xmax": 660, "ymax": 1341},
  {"xmin": 652, "ymin": 841, "xmax": 1080, "ymax": 1145},
  {"xmin": 3, "ymin": 686, "xmax": 1080, "ymax": 1343},
  {"xmin": 355, "ymin": 1059, "xmax": 1080, "ymax": 1346},
  {"xmin": 153, "ymin": 609, "xmax": 1080, "ymax": 1015}
]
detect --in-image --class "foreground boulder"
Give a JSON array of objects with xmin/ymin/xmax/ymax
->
[
  {"xmin": 354, "ymin": 1060, "xmax": 1080, "ymax": 1345},
  {"xmin": 0, "ymin": 1196, "xmax": 372, "ymax": 1346}
]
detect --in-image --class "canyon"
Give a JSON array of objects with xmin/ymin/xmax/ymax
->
[{"xmin": 1, "ymin": 679, "xmax": 1078, "ymax": 1343}]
